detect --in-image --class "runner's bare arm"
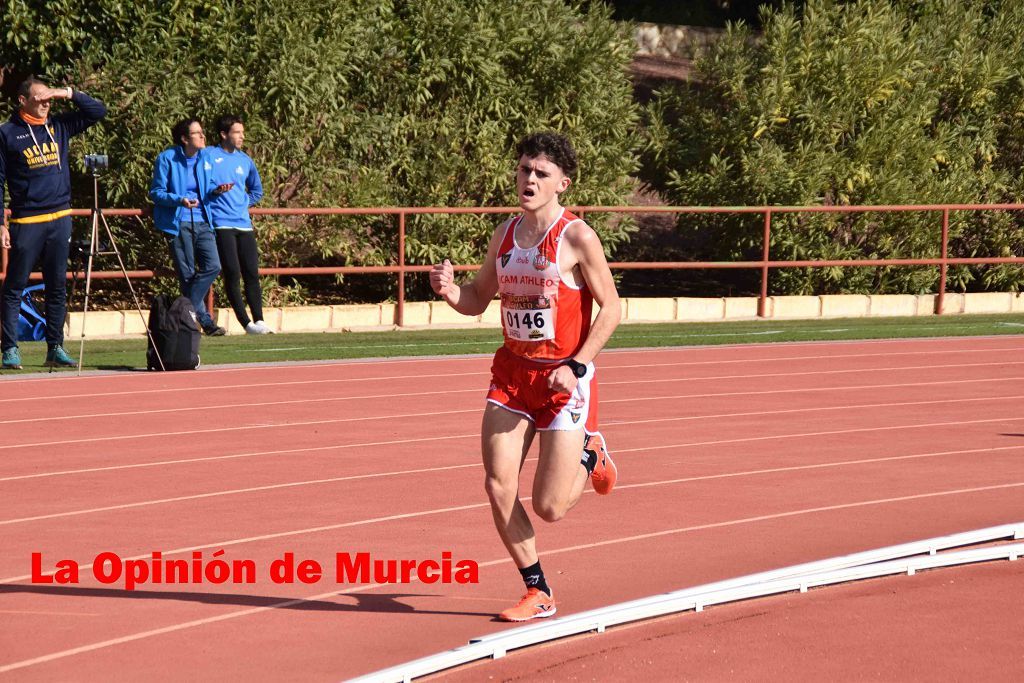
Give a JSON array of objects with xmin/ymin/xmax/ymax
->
[
  {"xmin": 564, "ymin": 222, "xmax": 620, "ymax": 365},
  {"xmin": 429, "ymin": 223, "xmax": 504, "ymax": 316},
  {"xmin": 546, "ymin": 221, "xmax": 620, "ymax": 394}
]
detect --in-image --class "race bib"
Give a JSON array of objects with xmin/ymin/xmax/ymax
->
[{"xmin": 501, "ymin": 294, "xmax": 555, "ymax": 342}]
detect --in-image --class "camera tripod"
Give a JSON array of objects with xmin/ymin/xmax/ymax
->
[{"xmin": 77, "ymin": 167, "xmax": 165, "ymax": 372}]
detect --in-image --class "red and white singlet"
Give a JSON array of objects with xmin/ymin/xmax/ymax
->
[
  {"xmin": 486, "ymin": 210, "xmax": 599, "ymax": 431},
  {"xmin": 495, "ymin": 210, "xmax": 592, "ymax": 362}
]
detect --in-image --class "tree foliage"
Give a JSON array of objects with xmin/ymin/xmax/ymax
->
[
  {"xmin": 644, "ymin": 0, "xmax": 1024, "ymax": 294},
  {"xmin": 1, "ymin": 0, "xmax": 640, "ymax": 301},
  {"xmin": 594, "ymin": 0, "xmax": 800, "ymax": 27}
]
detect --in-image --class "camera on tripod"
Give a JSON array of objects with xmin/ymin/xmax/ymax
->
[
  {"xmin": 69, "ymin": 239, "xmax": 89, "ymax": 263},
  {"xmin": 84, "ymin": 153, "xmax": 109, "ymax": 173}
]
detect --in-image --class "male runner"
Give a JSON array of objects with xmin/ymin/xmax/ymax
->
[{"xmin": 430, "ymin": 132, "xmax": 620, "ymax": 621}]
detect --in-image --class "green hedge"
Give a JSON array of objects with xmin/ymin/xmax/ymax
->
[
  {"xmin": 643, "ymin": 0, "xmax": 1024, "ymax": 294},
  {"xmin": 2, "ymin": 0, "xmax": 640, "ymax": 302}
]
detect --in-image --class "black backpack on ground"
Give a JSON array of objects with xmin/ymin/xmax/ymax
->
[{"xmin": 147, "ymin": 295, "xmax": 201, "ymax": 371}]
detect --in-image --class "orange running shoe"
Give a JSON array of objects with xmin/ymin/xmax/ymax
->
[
  {"xmin": 585, "ymin": 432, "xmax": 617, "ymax": 495},
  {"xmin": 498, "ymin": 587, "xmax": 557, "ymax": 622}
]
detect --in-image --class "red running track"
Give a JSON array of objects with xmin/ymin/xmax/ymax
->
[{"xmin": 1, "ymin": 336, "xmax": 1023, "ymax": 680}]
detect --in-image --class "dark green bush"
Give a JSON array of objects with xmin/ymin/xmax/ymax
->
[
  {"xmin": 644, "ymin": 0, "xmax": 1024, "ymax": 294},
  {"xmin": 2, "ymin": 0, "xmax": 640, "ymax": 302}
]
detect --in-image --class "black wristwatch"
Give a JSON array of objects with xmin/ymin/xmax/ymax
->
[{"xmin": 565, "ymin": 358, "xmax": 587, "ymax": 378}]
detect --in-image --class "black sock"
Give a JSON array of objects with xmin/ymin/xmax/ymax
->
[
  {"xmin": 518, "ymin": 561, "xmax": 551, "ymax": 596},
  {"xmin": 581, "ymin": 448, "xmax": 598, "ymax": 475}
]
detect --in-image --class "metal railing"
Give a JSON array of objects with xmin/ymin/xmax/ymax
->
[{"xmin": 4, "ymin": 203, "xmax": 1024, "ymax": 325}]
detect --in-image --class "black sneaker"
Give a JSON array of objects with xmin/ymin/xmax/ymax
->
[{"xmin": 203, "ymin": 324, "xmax": 227, "ymax": 337}]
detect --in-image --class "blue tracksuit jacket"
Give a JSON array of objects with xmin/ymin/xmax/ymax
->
[
  {"xmin": 148, "ymin": 146, "xmax": 215, "ymax": 235},
  {"xmin": 204, "ymin": 147, "xmax": 263, "ymax": 230}
]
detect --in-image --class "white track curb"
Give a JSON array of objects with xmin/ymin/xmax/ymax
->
[{"xmin": 348, "ymin": 522, "xmax": 1024, "ymax": 682}]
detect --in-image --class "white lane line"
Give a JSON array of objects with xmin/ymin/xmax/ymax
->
[
  {"xmin": 0, "ymin": 371, "xmax": 490, "ymax": 404},
  {"xmin": 612, "ymin": 444, "xmax": 1024, "ymax": 490},
  {"xmin": 1, "ymin": 480, "xmax": 1022, "ymax": 673},
  {"xmin": 6, "ymin": 355, "xmax": 1013, "ymax": 405},
  {"xmin": 0, "ymin": 408, "xmax": 480, "ymax": 452},
  {"xmin": 0, "ymin": 580, "xmax": 412, "ymax": 674},
  {"xmin": 0, "ymin": 389, "xmax": 485, "ymax": 425},
  {"xmin": 3, "ymin": 402, "xmax": 1022, "ymax": 502},
  {"xmin": 4, "ymin": 385, "xmax": 1015, "ymax": 481},
  {"xmin": 260, "ymin": 323, "xmax": 1017, "ymax": 351},
  {"xmin": 609, "ymin": 416, "xmax": 1024, "ymax": 449},
  {"xmin": 4, "ymin": 369, "xmax": 1021, "ymax": 426},
  {"xmin": 538, "ymin": 482, "xmax": 1024, "ymax": 558},
  {"xmin": 621, "ymin": 375, "xmax": 1024, "ymax": 399},
  {"xmin": 0, "ymin": 354, "xmax": 494, "ymax": 386},
  {"xmin": 0, "ymin": 610, "xmax": 102, "ymax": 617},
  {"xmin": 4, "ymin": 441, "xmax": 1022, "ymax": 527},
  {"xmin": 0, "ymin": 500, "xmax": 493, "ymax": 585},
  {"xmin": 605, "ymin": 393, "xmax": 1024, "ymax": 416},
  {"xmin": 0, "ymin": 462, "xmax": 483, "ymax": 525},
  {"xmin": 2, "ymin": 340, "xmax": 1023, "ymax": 396},
  {"xmin": 0, "ymin": 433, "xmax": 480, "ymax": 483},
  {"xmin": 604, "ymin": 354, "xmax": 1024, "ymax": 371},
  {"xmin": 2, "ymin": 391, "xmax": 1020, "ymax": 454},
  {"xmin": 604, "ymin": 335, "xmax": 1024, "ymax": 351}
]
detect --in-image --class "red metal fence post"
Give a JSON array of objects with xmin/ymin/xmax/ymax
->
[
  {"xmin": 397, "ymin": 211, "xmax": 406, "ymax": 327},
  {"xmin": 936, "ymin": 208, "xmax": 949, "ymax": 315},
  {"xmin": 758, "ymin": 209, "xmax": 772, "ymax": 318}
]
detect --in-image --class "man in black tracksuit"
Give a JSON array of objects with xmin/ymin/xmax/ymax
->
[{"xmin": 0, "ymin": 76, "xmax": 106, "ymax": 369}]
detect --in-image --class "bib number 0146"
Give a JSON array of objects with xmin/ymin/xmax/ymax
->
[
  {"xmin": 506, "ymin": 311, "xmax": 545, "ymax": 329},
  {"xmin": 502, "ymin": 306, "xmax": 555, "ymax": 341}
]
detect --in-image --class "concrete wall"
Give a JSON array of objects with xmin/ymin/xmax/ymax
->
[{"xmin": 67, "ymin": 293, "xmax": 1024, "ymax": 339}]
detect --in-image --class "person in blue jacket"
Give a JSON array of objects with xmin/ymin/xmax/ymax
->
[
  {"xmin": 148, "ymin": 118, "xmax": 225, "ymax": 336},
  {"xmin": 0, "ymin": 76, "xmax": 107, "ymax": 370},
  {"xmin": 206, "ymin": 114, "xmax": 271, "ymax": 334}
]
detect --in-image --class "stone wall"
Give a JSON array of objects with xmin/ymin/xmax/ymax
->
[{"xmin": 633, "ymin": 23, "xmax": 727, "ymax": 60}]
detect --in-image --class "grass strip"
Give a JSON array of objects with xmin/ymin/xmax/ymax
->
[{"xmin": 2, "ymin": 313, "xmax": 1022, "ymax": 375}]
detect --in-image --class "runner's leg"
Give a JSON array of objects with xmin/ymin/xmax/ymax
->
[
  {"xmin": 481, "ymin": 402, "xmax": 537, "ymax": 568},
  {"xmin": 532, "ymin": 428, "xmax": 588, "ymax": 522}
]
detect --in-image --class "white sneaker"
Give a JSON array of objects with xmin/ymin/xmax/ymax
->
[
  {"xmin": 245, "ymin": 322, "xmax": 263, "ymax": 335},
  {"xmin": 253, "ymin": 320, "xmax": 274, "ymax": 334}
]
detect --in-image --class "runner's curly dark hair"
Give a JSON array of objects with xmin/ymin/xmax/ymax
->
[{"xmin": 516, "ymin": 132, "xmax": 578, "ymax": 179}]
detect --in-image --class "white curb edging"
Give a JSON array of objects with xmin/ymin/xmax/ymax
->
[{"xmin": 348, "ymin": 522, "xmax": 1023, "ymax": 682}]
